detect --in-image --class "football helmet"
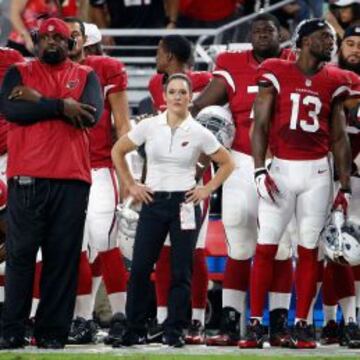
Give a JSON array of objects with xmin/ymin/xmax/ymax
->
[
  {"xmin": 196, "ymin": 106, "xmax": 235, "ymax": 148},
  {"xmin": 116, "ymin": 197, "xmax": 141, "ymax": 261},
  {"xmin": 321, "ymin": 211, "xmax": 360, "ymax": 266}
]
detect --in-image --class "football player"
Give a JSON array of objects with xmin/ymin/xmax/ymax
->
[
  {"xmin": 64, "ymin": 18, "xmax": 131, "ymax": 345},
  {"xmin": 239, "ymin": 19, "xmax": 352, "ymax": 349},
  {"xmin": 321, "ymin": 24, "xmax": 360, "ymax": 348},
  {"xmin": 192, "ymin": 13, "xmax": 295, "ymax": 346}
]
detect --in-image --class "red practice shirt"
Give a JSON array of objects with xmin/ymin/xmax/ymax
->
[
  {"xmin": 7, "ymin": 59, "xmax": 94, "ymax": 183},
  {"xmin": 179, "ymin": 0, "xmax": 238, "ymax": 21},
  {"xmin": 257, "ymin": 59, "xmax": 352, "ymax": 160},
  {"xmin": 213, "ymin": 49, "xmax": 294, "ymax": 155},
  {"xmin": 148, "ymin": 71, "xmax": 212, "ymax": 112},
  {"xmin": 0, "ymin": 48, "xmax": 25, "ymax": 154},
  {"xmin": 83, "ymin": 55, "xmax": 128, "ymax": 168}
]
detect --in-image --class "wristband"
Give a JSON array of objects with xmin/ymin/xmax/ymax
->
[{"xmin": 254, "ymin": 167, "xmax": 267, "ymax": 179}]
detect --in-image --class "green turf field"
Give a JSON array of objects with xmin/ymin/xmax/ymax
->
[{"xmin": 0, "ymin": 355, "xmax": 359, "ymax": 360}]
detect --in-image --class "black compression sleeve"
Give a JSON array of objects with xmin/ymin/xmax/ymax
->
[
  {"xmin": 80, "ymin": 70, "xmax": 104, "ymax": 126},
  {"xmin": 0, "ymin": 66, "xmax": 63, "ymax": 125}
]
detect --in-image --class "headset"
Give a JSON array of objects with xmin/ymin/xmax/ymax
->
[{"xmin": 30, "ymin": 30, "xmax": 76, "ymax": 51}]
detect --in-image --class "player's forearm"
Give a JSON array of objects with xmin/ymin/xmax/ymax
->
[
  {"xmin": 191, "ymin": 79, "xmax": 228, "ymax": 117},
  {"xmin": 164, "ymin": 0, "xmax": 179, "ymax": 24},
  {"xmin": 252, "ymin": 124, "xmax": 268, "ymax": 169},
  {"xmin": 252, "ymin": 87, "xmax": 274, "ymax": 168},
  {"xmin": 10, "ymin": 0, "xmax": 28, "ymax": 37},
  {"xmin": 333, "ymin": 135, "xmax": 352, "ymax": 191},
  {"xmin": 110, "ymin": 92, "xmax": 131, "ymax": 139}
]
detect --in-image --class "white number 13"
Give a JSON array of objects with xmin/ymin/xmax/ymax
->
[{"xmin": 289, "ymin": 93, "xmax": 321, "ymax": 133}]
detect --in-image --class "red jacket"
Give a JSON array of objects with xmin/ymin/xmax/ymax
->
[{"xmin": 7, "ymin": 59, "xmax": 94, "ymax": 183}]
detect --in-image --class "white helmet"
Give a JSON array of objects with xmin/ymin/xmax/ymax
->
[
  {"xmin": 116, "ymin": 197, "xmax": 141, "ymax": 261},
  {"xmin": 196, "ymin": 106, "xmax": 235, "ymax": 148},
  {"xmin": 321, "ymin": 211, "xmax": 360, "ymax": 266}
]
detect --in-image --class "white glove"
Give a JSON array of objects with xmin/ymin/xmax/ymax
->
[{"xmin": 254, "ymin": 167, "xmax": 281, "ymax": 203}]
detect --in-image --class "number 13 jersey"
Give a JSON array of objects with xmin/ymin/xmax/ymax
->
[{"xmin": 257, "ymin": 58, "xmax": 352, "ymax": 160}]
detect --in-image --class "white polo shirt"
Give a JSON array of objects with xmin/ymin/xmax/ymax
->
[{"xmin": 128, "ymin": 111, "xmax": 221, "ymax": 191}]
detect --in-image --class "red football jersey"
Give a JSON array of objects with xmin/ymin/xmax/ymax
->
[
  {"xmin": 257, "ymin": 59, "xmax": 352, "ymax": 160},
  {"xmin": 0, "ymin": 48, "xmax": 25, "ymax": 154},
  {"xmin": 213, "ymin": 49, "xmax": 294, "ymax": 155},
  {"xmin": 83, "ymin": 55, "xmax": 128, "ymax": 168},
  {"xmin": 148, "ymin": 71, "xmax": 212, "ymax": 112},
  {"xmin": 179, "ymin": 0, "xmax": 238, "ymax": 21}
]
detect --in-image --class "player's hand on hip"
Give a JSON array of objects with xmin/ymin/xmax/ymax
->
[
  {"xmin": 254, "ymin": 167, "xmax": 281, "ymax": 204},
  {"xmin": 332, "ymin": 188, "xmax": 352, "ymax": 217},
  {"xmin": 128, "ymin": 183, "xmax": 153, "ymax": 204},
  {"xmin": 9, "ymin": 85, "xmax": 42, "ymax": 102},
  {"xmin": 185, "ymin": 186, "xmax": 211, "ymax": 205}
]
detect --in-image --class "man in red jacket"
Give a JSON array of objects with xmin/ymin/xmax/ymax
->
[{"xmin": 0, "ymin": 17, "xmax": 103, "ymax": 349}]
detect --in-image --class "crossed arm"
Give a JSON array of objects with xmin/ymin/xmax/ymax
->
[{"xmin": 0, "ymin": 66, "xmax": 104, "ymax": 128}]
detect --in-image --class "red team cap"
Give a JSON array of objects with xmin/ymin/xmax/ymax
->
[{"xmin": 39, "ymin": 18, "xmax": 71, "ymax": 39}]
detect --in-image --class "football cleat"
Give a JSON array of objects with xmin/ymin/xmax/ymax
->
[
  {"xmin": 163, "ymin": 334, "xmax": 185, "ymax": 348},
  {"xmin": 206, "ymin": 307, "xmax": 240, "ymax": 346},
  {"xmin": 238, "ymin": 319, "xmax": 266, "ymax": 349},
  {"xmin": 185, "ymin": 320, "xmax": 205, "ymax": 345},
  {"xmin": 320, "ymin": 320, "xmax": 339, "ymax": 345},
  {"xmin": 67, "ymin": 317, "xmax": 98, "ymax": 344},
  {"xmin": 269, "ymin": 309, "xmax": 291, "ymax": 347},
  {"xmin": 340, "ymin": 322, "xmax": 360, "ymax": 348},
  {"xmin": 112, "ymin": 329, "xmax": 146, "ymax": 347},
  {"xmin": 104, "ymin": 312, "xmax": 127, "ymax": 345},
  {"xmin": 147, "ymin": 318, "xmax": 164, "ymax": 343},
  {"xmin": 289, "ymin": 320, "xmax": 316, "ymax": 349}
]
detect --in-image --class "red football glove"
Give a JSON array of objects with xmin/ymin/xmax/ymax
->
[
  {"xmin": 254, "ymin": 167, "xmax": 280, "ymax": 203},
  {"xmin": 332, "ymin": 188, "xmax": 351, "ymax": 216}
]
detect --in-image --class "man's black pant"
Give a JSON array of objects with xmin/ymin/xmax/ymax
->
[
  {"xmin": 126, "ymin": 192, "xmax": 201, "ymax": 338},
  {"xmin": 2, "ymin": 178, "xmax": 90, "ymax": 343}
]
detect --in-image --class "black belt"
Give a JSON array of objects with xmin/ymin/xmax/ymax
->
[{"xmin": 152, "ymin": 191, "xmax": 188, "ymax": 200}]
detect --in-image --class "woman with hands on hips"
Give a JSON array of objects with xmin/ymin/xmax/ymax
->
[{"xmin": 111, "ymin": 73, "xmax": 234, "ymax": 347}]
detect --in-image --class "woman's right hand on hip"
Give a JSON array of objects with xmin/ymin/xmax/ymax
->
[{"xmin": 128, "ymin": 183, "xmax": 153, "ymax": 204}]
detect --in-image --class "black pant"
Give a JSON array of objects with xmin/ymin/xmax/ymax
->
[
  {"xmin": 2, "ymin": 178, "xmax": 90, "ymax": 342},
  {"xmin": 126, "ymin": 192, "xmax": 201, "ymax": 337}
]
